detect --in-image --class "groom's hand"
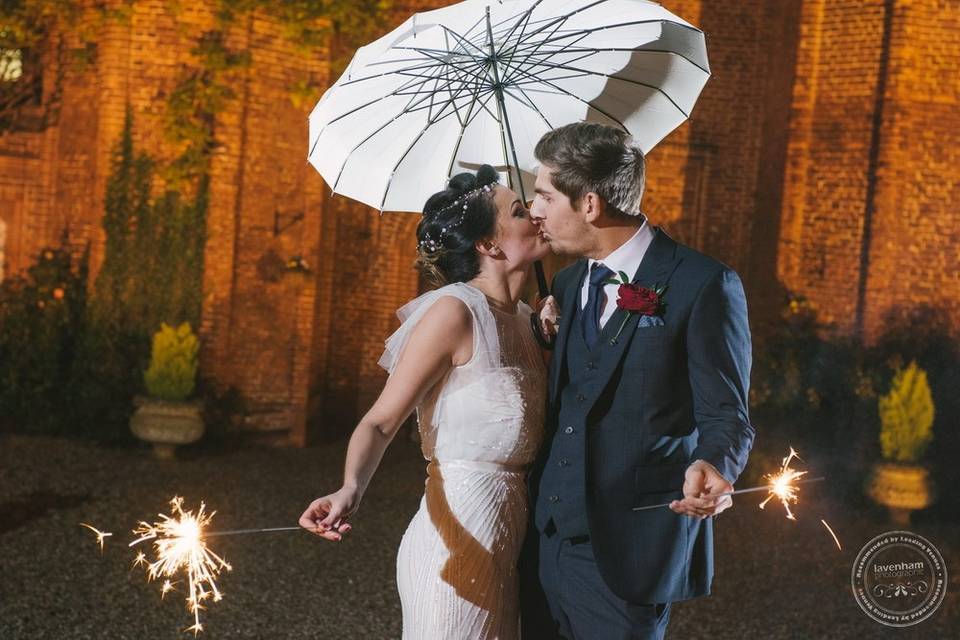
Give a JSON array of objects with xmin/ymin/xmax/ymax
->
[{"xmin": 669, "ymin": 460, "xmax": 734, "ymax": 519}]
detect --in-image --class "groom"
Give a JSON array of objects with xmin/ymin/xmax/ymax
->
[{"xmin": 522, "ymin": 122, "xmax": 755, "ymax": 639}]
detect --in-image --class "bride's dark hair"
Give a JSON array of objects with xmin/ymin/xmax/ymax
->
[{"xmin": 415, "ymin": 165, "xmax": 500, "ymax": 286}]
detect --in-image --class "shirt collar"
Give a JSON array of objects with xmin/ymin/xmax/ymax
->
[{"xmin": 588, "ymin": 217, "xmax": 654, "ymax": 282}]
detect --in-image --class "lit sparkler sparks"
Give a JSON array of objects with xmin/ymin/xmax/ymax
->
[
  {"xmin": 80, "ymin": 523, "xmax": 113, "ymax": 552},
  {"xmin": 128, "ymin": 496, "xmax": 232, "ymax": 635},
  {"xmin": 758, "ymin": 447, "xmax": 807, "ymax": 520}
]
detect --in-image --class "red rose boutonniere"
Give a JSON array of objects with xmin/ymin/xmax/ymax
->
[{"xmin": 605, "ymin": 271, "xmax": 667, "ymax": 342}]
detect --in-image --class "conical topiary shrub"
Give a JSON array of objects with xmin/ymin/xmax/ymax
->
[
  {"xmin": 130, "ymin": 322, "xmax": 203, "ymax": 459},
  {"xmin": 868, "ymin": 361, "xmax": 936, "ymax": 524},
  {"xmin": 144, "ymin": 322, "xmax": 199, "ymax": 401},
  {"xmin": 878, "ymin": 361, "xmax": 934, "ymax": 463}
]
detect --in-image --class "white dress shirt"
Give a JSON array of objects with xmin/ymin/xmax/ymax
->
[{"xmin": 580, "ymin": 220, "xmax": 655, "ymax": 329}]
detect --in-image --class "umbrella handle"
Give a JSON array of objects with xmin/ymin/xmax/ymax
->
[
  {"xmin": 534, "ymin": 260, "xmax": 549, "ymax": 298},
  {"xmin": 530, "ymin": 260, "xmax": 555, "ymax": 350}
]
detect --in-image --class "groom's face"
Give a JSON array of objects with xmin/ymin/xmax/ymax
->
[{"xmin": 530, "ymin": 164, "xmax": 590, "ymax": 255}]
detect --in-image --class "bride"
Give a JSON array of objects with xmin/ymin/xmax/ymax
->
[{"xmin": 299, "ymin": 164, "xmax": 551, "ymax": 638}]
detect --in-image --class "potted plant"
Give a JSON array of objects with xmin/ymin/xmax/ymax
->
[
  {"xmin": 130, "ymin": 322, "xmax": 204, "ymax": 459},
  {"xmin": 867, "ymin": 361, "xmax": 936, "ymax": 525}
]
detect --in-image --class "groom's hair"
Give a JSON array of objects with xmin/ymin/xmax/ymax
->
[{"xmin": 534, "ymin": 123, "xmax": 645, "ymax": 220}]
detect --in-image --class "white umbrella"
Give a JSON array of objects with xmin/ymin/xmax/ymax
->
[{"xmin": 308, "ymin": 0, "xmax": 709, "ymax": 215}]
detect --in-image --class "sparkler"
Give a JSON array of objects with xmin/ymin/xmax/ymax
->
[
  {"xmin": 128, "ymin": 496, "xmax": 232, "ymax": 635},
  {"xmin": 80, "ymin": 523, "xmax": 113, "ymax": 552},
  {"xmin": 631, "ymin": 447, "xmax": 823, "ymax": 519},
  {"xmin": 630, "ymin": 446, "xmax": 842, "ymax": 549},
  {"xmin": 631, "ymin": 475, "xmax": 825, "ymax": 512},
  {"xmin": 81, "ymin": 500, "xmax": 308, "ymax": 634}
]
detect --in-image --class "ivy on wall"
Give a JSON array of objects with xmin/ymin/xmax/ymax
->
[
  {"xmin": 2, "ymin": 0, "xmax": 395, "ymax": 438},
  {"xmin": 0, "ymin": 0, "xmax": 132, "ymax": 132}
]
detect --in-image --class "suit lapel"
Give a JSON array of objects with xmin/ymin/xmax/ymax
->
[
  {"xmin": 549, "ymin": 259, "xmax": 587, "ymax": 404},
  {"xmin": 589, "ymin": 228, "xmax": 682, "ymax": 397}
]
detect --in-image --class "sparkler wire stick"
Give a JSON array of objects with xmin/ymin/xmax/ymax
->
[
  {"xmin": 631, "ymin": 476, "xmax": 825, "ymax": 511},
  {"xmin": 203, "ymin": 526, "xmax": 303, "ymax": 538}
]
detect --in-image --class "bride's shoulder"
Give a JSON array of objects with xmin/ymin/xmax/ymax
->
[
  {"xmin": 398, "ymin": 283, "xmax": 480, "ymax": 324},
  {"xmin": 417, "ymin": 282, "xmax": 486, "ymax": 309}
]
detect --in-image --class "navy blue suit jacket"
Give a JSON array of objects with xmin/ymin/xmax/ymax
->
[{"xmin": 529, "ymin": 228, "xmax": 755, "ymax": 604}]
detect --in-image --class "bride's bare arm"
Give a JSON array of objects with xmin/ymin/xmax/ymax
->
[{"xmin": 298, "ymin": 296, "xmax": 473, "ymax": 541}]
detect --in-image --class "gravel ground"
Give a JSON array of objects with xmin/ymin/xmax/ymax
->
[{"xmin": 1, "ymin": 434, "xmax": 957, "ymax": 639}]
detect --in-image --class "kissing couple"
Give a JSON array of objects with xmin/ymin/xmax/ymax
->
[{"xmin": 300, "ymin": 122, "xmax": 755, "ymax": 640}]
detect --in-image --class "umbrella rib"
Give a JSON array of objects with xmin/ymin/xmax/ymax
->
[
  {"xmin": 328, "ymin": 68, "xmax": 480, "ymax": 190},
  {"xmin": 432, "ymin": 49, "xmax": 489, "ymax": 128},
  {"xmin": 445, "ymin": 91, "xmax": 504, "ymax": 180},
  {"xmin": 339, "ymin": 59, "xmax": 463, "ymax": 87},
  {"xmin": 495, "ymin": 0, "xmax": 542, "ymax": 57},
  {"xmin": 500, "ymin": 8, "xmax": 569, "ymax": 73},
  {"xmin": 375, "ymin": 61, "xmax": 491, "ymax": 210},
  {"xmin": 438, "ymin": 25, "xmax": 489, "ymax": 60},
  {"xmin": 404, "ymin": 47, "xmax": 488, "ymax": 84},
  {"xmin": 510, "ymin": 19, "xmax": 706, "ymax": 63},
  {"xmin": 323, "ymin": 50, "xmax": 484, "ymax": 136},
  {"xmin": 501, "ymin": 63, "xmax": 629, "ymax": 132},
  {"xmin": 322, "ymin": 69, "xmax": 449, "ymax": 131},
  {"xmin": 438, "ymin": 36, "xmax": 504, "ymax": 166},
  {"xmin": 377, "ymin": 95, "xmax": 471, "ymax": 212},
  {"xmin": 508, "ymin": 17, "xmax": 702, "ymax": 53},
  {"xmin": 502, "ymin": 32, "xmax": 597, "ymax": 86},
  {"xmin": 502, "ymin": 84, "xmax": 554, "ymax": 130},
  {"xmin": 508, "ymin": 0, "xmax": 699, "ymax": 44},
  {"xmin": 524, "ymin": 45, "xmax": 710, "ymax": 75},
  {"xmin": 504, "ymin": 0, "xmax": 621, "ymax": 42},
  {"xmin": 444, "ymin": 87, "xmax": 485, "ymax": 180},
  {"xmin": 511, "ymin": 57, "xmax": 692, "ymax": 118}
]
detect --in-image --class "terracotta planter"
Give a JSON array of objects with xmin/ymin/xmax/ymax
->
[
  {"xmin": 867, "ymin": 462, "xmax": 935, "ymax": 526},
  {"xmin": 130, "ymin": 396, "xmax": 204, "ymax": 460}
]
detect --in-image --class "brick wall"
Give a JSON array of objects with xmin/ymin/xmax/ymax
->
[
  {"xmin": 778, "ymin": 0, "xmax": 959, "ymax": 342},
  {"xmin": 3, "ymin": 0, "xmax": 958, "ymax": 444},
  {"xmin": 859, "ymin": 0, "xmax": 960, "ymax": 342}
]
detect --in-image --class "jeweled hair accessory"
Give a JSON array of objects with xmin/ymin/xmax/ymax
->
[{"xmin": 419, "ymin": 182, "xmax": 494, "ymax": 252}]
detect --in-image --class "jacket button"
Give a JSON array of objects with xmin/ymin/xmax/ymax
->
[
  {"xmin": 558, "ymin": 459, "xmax": 569, "ymax": 467},
  {"xmin": 549, "ymin": 495, "xmax": 560, "ymax": 503},
  {"xmin": 586, "ymin": 361, "xmax": 596, "ymax": 370},
  {"xmin": 576, "ymin": 393, "xmax": 585, "ymax": 401},
  {"xmin": 564, "ymin": 426, "xmax": 574, "ymax": 434}
]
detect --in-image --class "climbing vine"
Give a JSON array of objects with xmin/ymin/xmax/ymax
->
[
  {"xmin": 1, "ymin": 0, "xmax": 395, "ymax": 438},
  {"xmin": 0, "ymin": 0, "xmax": 132, "ymax": 132}
]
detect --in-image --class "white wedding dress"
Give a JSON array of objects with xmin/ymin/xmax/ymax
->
[{"xmin": 379, "ymin": 282, "xmax": 546, "ymax": 640}]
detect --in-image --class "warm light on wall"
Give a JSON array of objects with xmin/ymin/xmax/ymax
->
[{"xmin": 0, "ymin": 48, "xmax": 23, "ymax": 82}]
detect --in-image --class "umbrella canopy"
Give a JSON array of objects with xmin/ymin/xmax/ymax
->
[{"xmin": 308, "ymin": 0, "xmax": 710, "ymax": 213}]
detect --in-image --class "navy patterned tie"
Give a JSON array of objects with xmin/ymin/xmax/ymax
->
[{"xmin": 582, "ymin": 262, "xmax": 614, "ymax": 349}]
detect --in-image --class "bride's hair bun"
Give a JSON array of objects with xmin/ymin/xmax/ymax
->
[{"xmin": 416, "ymin": 165, "xmax": 500, "ymax": 286}]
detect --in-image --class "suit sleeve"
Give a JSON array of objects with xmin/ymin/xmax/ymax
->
[{"xmin": 687, "ymin": 267, "xmax": 755, "ymax": 484}]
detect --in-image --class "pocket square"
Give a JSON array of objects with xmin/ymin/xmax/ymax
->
[{"xmin": 637, "ymin": 314, "xmax": 665, "ymax": 328}]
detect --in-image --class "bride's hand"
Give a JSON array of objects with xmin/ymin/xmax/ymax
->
[
  {"xmin": 538, "ymin": 295, "xmax": 560, "ymax": 337},
  {"xmin": 298, "ymin": 487, "xmax": 358, "ymax": 541}
]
